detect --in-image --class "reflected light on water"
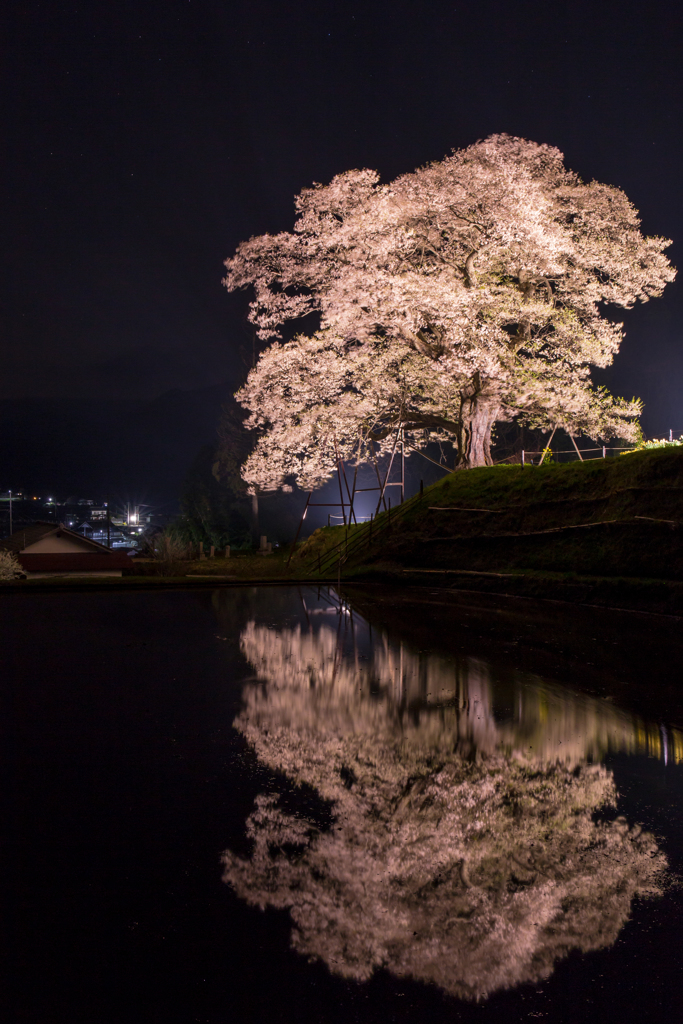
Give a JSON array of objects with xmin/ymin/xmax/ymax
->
[{"xmin": 222, "ymin": 595, "xmax": 673, "ymax": 1001}]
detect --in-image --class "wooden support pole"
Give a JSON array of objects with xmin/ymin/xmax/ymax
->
[
  {"xmin": 375, "ymin": 422, "xmax": 402, "ymax": 517},
  {"xmin": 334, "ymin": 436, "xmax": 354, "ymax": 511},
  {"xmin": 403, "ymin": 441, "xmax": 452, "ymax": 474},
  {"xmin": 349, "ymin": 459, "xmax": 359, "ymax": 525},
  {"xmin": 370, "ymin": 439, "xmax": 388, "ymax": 511},
  {"xmin": 287, "ymin": 491, "xmax": 312, "ymax": 567},
  {"xmin": 340, "ymin": 457, "xmax": 354, "ymax": 517},
  {"xmin": 569, "ymin": 435, "xmax": 584, "ymax": 462},
  {"xmin": 333, "ymin": 438, "xmax": 347, "ymax": 526},
  {"xmin": 538, "ymin": 426, "xmax": 557, "ymax": 466}
]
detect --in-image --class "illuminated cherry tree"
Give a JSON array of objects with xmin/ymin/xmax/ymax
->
[
  {"xmin": 222, "ymin": 619, "xmax": 668, "ymax": 1000},
  {"xmin": 224, "ymin": 135, "xmax": 674, "ymax": 489}
]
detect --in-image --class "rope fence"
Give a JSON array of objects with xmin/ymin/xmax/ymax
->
[
  {"xmin": 502, "ymin": 429, "xmax": 683, "ymax": 467},
  {"xmin": 520, "ymin": 445, "xmax": 629, "ymax": 466},
  {"xmin": 327, "ymin": 513, "xmax": 372, "ymax": 525}
]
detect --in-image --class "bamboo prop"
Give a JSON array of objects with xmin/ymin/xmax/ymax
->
[
  {"xmin": 569, "ymin": 435, "xmax": 584, "ymax": 462},
  {"xmin": 286, "ymin": 491, "xmax": 312, "ymax": 566},
  {"xmin": 305, "ymin": 486, "xmax": 426, "ymax": 577},
  {"xmin": 348, "ymin": 431, "xmax": 363, "ymax": 525},
  {"xmin": 334, "ymin": 436, "xmax": 356, "ymax": 523},
  {"xmin": 375, "ymin": 421, "xmax": 403, "ymax": 517},
  {"xmin": 403, "ymin": 441, "xmax": 453, "ymax": 473},
  {"xmin": 332, "ymin": 437, "xmax": 347, "ymax": 526},
  {"xmin": 370, "ymin": 438, "xmax": 389, "ymax": 511},
  {"xmin": 538, "ymin": 425, "xmax": 558, "ymax": 466}
]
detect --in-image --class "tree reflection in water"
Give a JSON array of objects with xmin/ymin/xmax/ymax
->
[{"xmin": 222, "ymin": 603, "xmax": 671, "ymax": 1001}]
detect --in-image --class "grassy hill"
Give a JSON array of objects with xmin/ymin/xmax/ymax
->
[{"xmin": 293, "ymin": 448, "xmax": 683, "ymax": 610}]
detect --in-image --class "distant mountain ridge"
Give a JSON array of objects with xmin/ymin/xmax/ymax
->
[{"xmin": 0, "ymin": 383, "xmax": 233, "ymax": 505}]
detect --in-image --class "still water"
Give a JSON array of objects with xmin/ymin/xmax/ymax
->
[{"xmin": 3, "ymin": 585, "xmax": 683, "ymax": 1023}]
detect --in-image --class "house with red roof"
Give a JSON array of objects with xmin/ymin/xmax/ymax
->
[{"xmin": 0, "ymin": 522, "xmax": 132, "ymax": 577}]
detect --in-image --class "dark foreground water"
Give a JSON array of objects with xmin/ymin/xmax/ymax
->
[{"xmin": 3, "ymin": 585, "xmax": 683, "ymax": 1024}]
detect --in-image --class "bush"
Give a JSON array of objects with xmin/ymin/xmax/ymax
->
[
  {"xmin": 149, "ymin": 531, "xmax": 191, "ymax": 576},
  {"xmin": 0, "ymin": 550, "xmax": 24, "ymax": 580},
  {"xmin": 622, "ymin": 435, "xmax": 683, "ymax": 454}
]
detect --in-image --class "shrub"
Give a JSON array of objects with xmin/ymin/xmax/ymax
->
[
  {"xmin": 622, "ymin": 435, "xmax": 683, "ymax": 453},
  {"xmin": 0, "ymin": 550, "xmax": 24, "ymax": 580},
  {"xmin": 150, "ymin": 532, "xmax": 191, "ymax": 576}
]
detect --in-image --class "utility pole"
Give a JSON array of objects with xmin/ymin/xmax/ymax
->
[{"xmin": 106, "ymin": 498, "xmax": 111, "ymax": 548}]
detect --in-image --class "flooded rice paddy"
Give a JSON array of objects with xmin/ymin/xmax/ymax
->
[{"xmin": 3, "ymin": 585, "xmax": 683, "ymax": 1023}]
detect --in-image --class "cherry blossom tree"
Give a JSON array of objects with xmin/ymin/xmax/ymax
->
[
  {"xmin": 222, "ymin": 618, "xmax": 669, "ymax": 1000},
  {"xmin": 224, "ymin": 135, "xmax": 674, "ymax": 489}
]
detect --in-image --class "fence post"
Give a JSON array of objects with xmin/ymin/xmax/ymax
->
[
  {"xmin": 602, "ymin": 446, "xmax": 606, "ymax": 459},
  {"xmin": 670, "ymin": 429, "xmax": 673, "ymax": 442},
  {"xmin": 521, "ymin": 450, "xmax": 525, "ymax": 467}
]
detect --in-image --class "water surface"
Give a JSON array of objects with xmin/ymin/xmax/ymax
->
[{"xmin": 3, "ymin": 585, "xmax": 683, "ymax": 1022}]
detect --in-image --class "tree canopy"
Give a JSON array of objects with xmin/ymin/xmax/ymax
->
[
  {"xmin": 224, "ymin": 135, "xmax": 675, "ymax": 490},
  {"xmin": 223, "ymin": 618, "xmax": 668, "ymax": 999}
]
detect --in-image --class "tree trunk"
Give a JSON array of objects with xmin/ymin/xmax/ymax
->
[{"xmin": 458, "ymin": 396, "xmax": 499, "ymax": 468}]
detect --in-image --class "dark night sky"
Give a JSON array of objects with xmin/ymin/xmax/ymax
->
[{"xmin": 2, "ymin": 0, "xmax": 682, "ymax": 494}]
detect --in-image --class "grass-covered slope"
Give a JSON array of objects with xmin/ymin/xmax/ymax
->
[{"xmin": 296, "ymin": 448, "xmax": 683, "ymax": 583}]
